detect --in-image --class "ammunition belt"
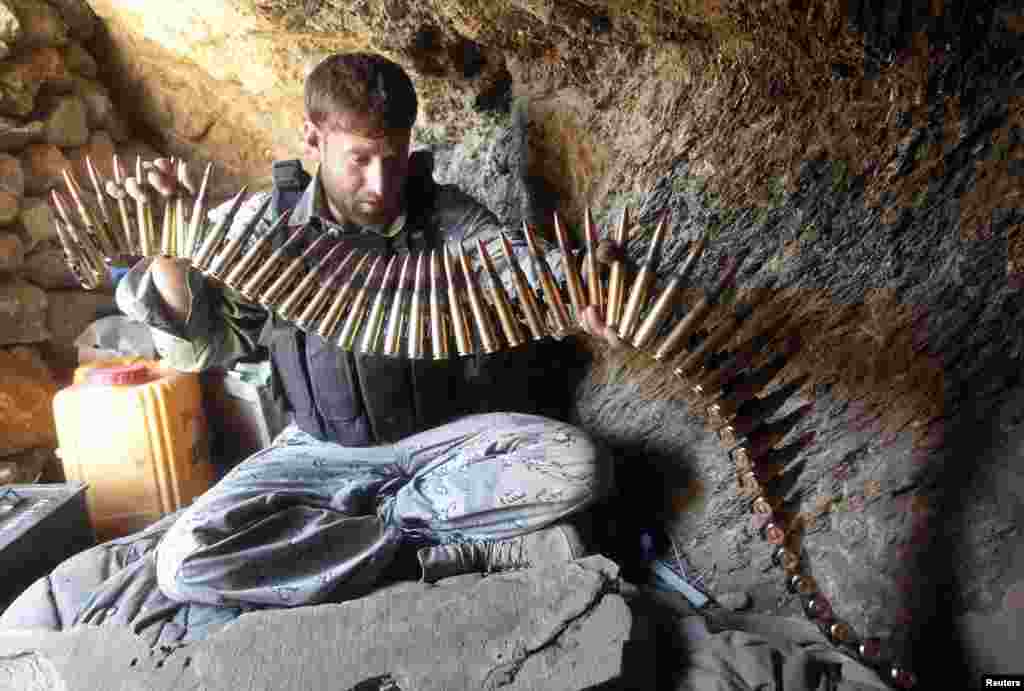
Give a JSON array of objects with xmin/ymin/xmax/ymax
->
[{"xmin": 50, "ymin": 158, "xmax": 917, "ymax": 690}]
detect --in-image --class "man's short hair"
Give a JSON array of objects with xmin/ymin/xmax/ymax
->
[{"xmin": 305, "ymin": 53, "xmax": 418, "ymax": 132}]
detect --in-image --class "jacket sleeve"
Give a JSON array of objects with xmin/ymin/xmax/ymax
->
[{"xmin": 114, "ymin": 192, "xmax": 274, "ymax": 372}]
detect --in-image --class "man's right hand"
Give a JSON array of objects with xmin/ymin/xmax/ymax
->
[{"xmin": 149, "ymin": 256, "xmax": 193, "ymax": 326}]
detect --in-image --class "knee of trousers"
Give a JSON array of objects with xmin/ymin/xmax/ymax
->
[
  {"xmin": 154, "ymin": 523, "xmax": 218, "ymax": 606},
  {"xmin": 543, "ymin": 422, "xmax": 616, "ymax": 508}
]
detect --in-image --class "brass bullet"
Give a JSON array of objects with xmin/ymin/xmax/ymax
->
[
  {"xmin": 760, "ymin": 519, "xmax": 788, "ymax": 545},
  {"xmin": 674, "ymin": 292, "xmax": 769, "ymax": 380},
  {"xmin": 752, "ymin": 495, "xmax": 781, "ymax": 515},
  {"xmin": 186, "ymin": 162, "xmax": 213, "ymax": 259},
  {"xmin": 337, "ymin": 254, "xmax": 383, "ymax": 351},
  {"xmin": 522, "ymin": 221, "xmax": 571, "ymax": 337},
  {"xmin": 476, "ymin": 238, "xmax": 524, "ymax": 348},
  {"xmin": 650, "ymin": 249, "xmax": 745, "ymax": 361},
  {"xmin": 261, "ymin": 234, "xmax": 331, "ymax": 310},
  {"xmin": 283, "ymin": 242, "xmax": 351, "ymax": 324},
  {"xmin": 53, "ymin": 216, "xmax": 100, "ymax": 289},
  {"xmin": 51, "ymin": 190, "xmax": 105, "ymax": 276},
  {"xmin": 407, "ymin": 252, "xmax": 428, "ymax": 359},
  {"xmin": 205, "ymin": 194, "xmax": 273, "ymax": 281},
  {"xmin": 825, "ymin": 622, "xmax": 853, "ymax": 645},
  {"xmin": 583, "ymin": 207, "xmax": 604, "ymax": 314},
  {"xmin": 772, "ymin": 545, "xmax": 801, "ymax": 573},
  {"xmin": 112, "ymin": 155, "xmax": 136, "ymax": 253},
  {"xmin": 160, "ymin": 192, "xmax": 176, "ymax": 257},
  {"xmin": 553, "ymin": 211, "xmax": 587, "ymax": 321},
  {"xmin": 62, "ymin": 167, "xmax": 117, "ymax": 258},
  {"xmin": 714, "ymin": 373, "xmax": 811, "ymax": 441},
  {"xmin": 239, "ymin": 223, "xmax": 306, "ymax": 300},
  {"xmin": 459, "ymin": 244, "xmax": 500, "ymax": 354},
  {"xmin": 429, "ymin": 250, "xmax": 450, "ymax": 360},
  {"xmin": 499, "ymin": 232, "xmax": 545, "ymax": 340},
  {"xmin": 85, "ymin": 156, "xmax": 123, "ymax": 255},
  {"xmin": 790, "ymin": 574, "xmax": 818, "ymax": 596},
  {"xmin": 174, "ymin": 160, "xmax": 191, "ymax": 259},
  {"xmin": 383, "ymin": 253, "xmax": 412, "ymax": 357},
  {"xmin": 605, "ymin": 205, "xmax": 629, "ymax": 330},
  {"xmin": 443, "ymin": 245, "xmax": 475, "ymax": 356},
  {"xmin": 192, "ymin": 186, "xmax": 249, "ymax": 271},
  {"xmin": 631, "ymin": 232, "xmax": 709, "ymax": 351},
  {"xmin": 618, "ymin": 210, "xmax": 669, "ymax": 341},
  {"xmin": 315, "ymin": 251, "xmax": 369, "ymax": 340},
  {"xmin": 703, "ymin": 334, "xmax": 800, "ymax": 414},
  {"xmin": 133, "ymin": 156, "xmax": 154, "ymax": 256},
  {"xmin": 693, "ymin": 311, "xmax": 793, "ymax": 399},
  {"xmin": 730, "ymin": 406, "xmax": 814, "ymax": 470},
  {"xmin": 221, "ymin": 210, "xmax": 292, "ymax": 290},
  {"xmin": 360, "ymin": 254, "xmax": 399, "ymax": 354}
]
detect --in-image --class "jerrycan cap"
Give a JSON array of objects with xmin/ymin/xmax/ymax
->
[{"xmin": 85, "ymin": 363, "xmax": 158, "ymax": 386}]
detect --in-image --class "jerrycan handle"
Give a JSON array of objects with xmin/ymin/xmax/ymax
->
[{"xmin": 85, "ymin": 363, "xmax": 158, "ymax": 386}]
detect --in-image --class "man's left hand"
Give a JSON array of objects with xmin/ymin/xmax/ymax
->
[{"xmin": 578, "ymin": 304, "xmax": 629, "ymax": 349}]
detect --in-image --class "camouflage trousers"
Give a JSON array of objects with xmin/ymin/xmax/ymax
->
[{"xmin": 155, "ymin": 412, "xmax": 613, "ymax": 608}]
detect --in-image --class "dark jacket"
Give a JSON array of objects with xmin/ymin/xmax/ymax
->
[{"xmin": 117, "ymin": 153, "xmax": 584, "ymax": 446}]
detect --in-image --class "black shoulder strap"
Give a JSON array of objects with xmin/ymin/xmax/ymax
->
[
  {"xmin": 404, "ymin": 150, "xmax": 439, "ymax": 252},
  {"xmin": 271, "ymin": 159, "xmax": 311, "ymax": 218}
]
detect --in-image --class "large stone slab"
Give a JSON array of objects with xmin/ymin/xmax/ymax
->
[
  {"xmin": 0, "ymin": 1, "xmax": 21, "ymax": 46},
  {"xmin": 0, "ymin": 114, "xmax": 43, "ymax": 152},
  {"xmin": 69, "ymin": 76, "xmax": 113, "ymax": 130},
  {"xmin": 20, "ymin": 143, "xmax": 69, "ymax": 195},
  {"xmin": 0, "ymin": 60, "xmax": 40, "ymax": 117},
  {"xmin": 0, "ymin": 151, "xmax": 23, "ymax": 197},
  {"xmin": 44, "ymin": 0, "xmax": 96, "ymax": 42},
  {"xmin": 0, "ymin": 189, "xmax": 16, "ymax": 225},
  {"xmin": 0, "ymin": 344, "xmax": 56, "ymax": 457},
  {"xmin": 0, "ymin": 230, "xmax": 24, "ymax": 273},
  {"xmin": 21, "ymin": 245, "xmax": 79, "ymax": 289},
  {"xmin": 42, "ymin": 94, "xmax": 88, "ymax": 147},
  {"xmin": 5, "ymin": 0, "xmax": 68, "ymax": 47},
  {"xmin": 11, "ymin": 46, "xmax": 73, "ymax": 92},
  {"xmin": 0, "ymin": 556, "xmax": 645, "ymax": 691},
  {"xmin": 16, "ymin": 196, "xmax": 55, "ymax": 251},
  {"xmin": 0, "ymin": 276, "xmax": 47, "ymax": 344},
  {"xmin": 63, "ymin": 39, "xmax": 97, "ymax": 78}
]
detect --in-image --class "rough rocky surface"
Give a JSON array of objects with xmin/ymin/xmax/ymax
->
[
  {"xmin": 0, "ymin": 230, "xmax": 23, "ymax": 272},
  {"xmin": 16, "ymin": 196, "xmax": 55, "ymax": 251},
  {"xmin": 19, "ymin": 142, "xmax": 68, "ymax": 195},
  {"xmin": 0, "ymin": 276, "xmax": 46, "ymax": 344},
  {"xmin": 0, "ymin": 114, "xmax": 42, "ymax": 151},
  {"xmin": 4, "ymin": 0, "xmax": 68, "ymax": 48},
  {"xmin": 0, "ymin": 446, "xmax": 52, "ymax": 483},
  {"xmin": 41, "ymin": 93, "xmax": 87, "ymax": 147},
  {"xmin": 42, "ymin": 289, "xmax": 117, "ymax": 369},
  {"xmin": 0, "ymin": 344, "xmax": 56, "ymax": 457},
  {"xmin": 21, "ymin": 245, "xmax": 78, "ymax": 289},
  {"xmin": 0, "ymin": 556, "xmax": 651, "ymax": 691}
]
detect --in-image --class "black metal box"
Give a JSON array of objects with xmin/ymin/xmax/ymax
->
[{"xmin": 0, "ymin": 482, "xmax": 95, "ymax": 608}]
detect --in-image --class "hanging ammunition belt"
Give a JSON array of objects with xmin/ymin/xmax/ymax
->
[{"xmin": 50, "ymin": 156, "xmax": 917, "ymax": 690}]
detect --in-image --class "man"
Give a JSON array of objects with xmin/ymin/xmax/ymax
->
[{"xmin": 118, "ymin": 52, "xmax": 625, "ymax": 608}]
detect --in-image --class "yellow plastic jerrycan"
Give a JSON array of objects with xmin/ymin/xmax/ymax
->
[{"xmin": 54, "ymin": 359, "xmax": 215, "ymax": 541}]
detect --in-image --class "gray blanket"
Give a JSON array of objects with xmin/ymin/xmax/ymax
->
[{"xmin": 1, "ymin": 517, "xmax": 892, "ymax": 690}]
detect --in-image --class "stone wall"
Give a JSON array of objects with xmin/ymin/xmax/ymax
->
[{"xmin": 0, "ymin": 0, "xmax": 165, "ymax": 483}]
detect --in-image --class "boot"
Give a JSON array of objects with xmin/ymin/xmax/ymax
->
[{"xmin": 417, "ymin": 522, "xmax": 587, "ymax": 583}]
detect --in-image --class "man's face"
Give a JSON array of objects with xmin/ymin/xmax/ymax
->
[{"xmin": 304, "ymin": 113, "xmax": 411, "ymax": 228}]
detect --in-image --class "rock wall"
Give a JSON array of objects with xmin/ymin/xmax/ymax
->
[{"xmin": 0, "ymin": 0, "xmax": 168, "ymax": 483}]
